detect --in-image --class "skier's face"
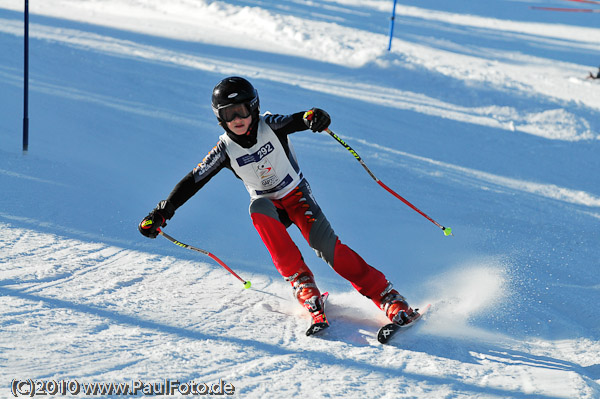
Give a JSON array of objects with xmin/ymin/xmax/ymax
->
[{"xmin": 226, "ymin": 113, "xmax": 252, "ymax": 136}]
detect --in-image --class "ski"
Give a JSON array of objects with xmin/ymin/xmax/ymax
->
[
  {"xmin": 377, "ymin": 304, "xmax": 431, "ymax": 344},
  {"xmin": 305, "ymin": 292, "xmax": 329, "ymax": 336},
  {"xmin": 306, "ymin": 320, "xmax": 329, "ymax": 336}
]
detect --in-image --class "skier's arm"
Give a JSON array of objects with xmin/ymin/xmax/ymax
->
[
  {"xmin": 264, "ymin": 112, "xmax": 308, "ymax": 136},
  {"xmin": 165, "ymin": 170, "xmax": 203, "ymax": 209},
  {"xmin": 167, "ymin": 140, "xmax": 230, "ymax": 209},
  {"xmin": 266, "ymin": 108, "xmax": 331, "ymax": 137},
  {"xmin": 139, "ymin": 141, "xmax": 229, "ymax": 238}
]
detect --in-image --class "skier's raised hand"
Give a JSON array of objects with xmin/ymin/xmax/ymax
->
[{"xmin": 303, "ymin": 108, "xmax": 330, "ymax": 132}]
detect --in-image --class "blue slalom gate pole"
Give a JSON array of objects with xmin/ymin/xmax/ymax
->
[
  {"xmin": 387, "ymin": 0, "xmax": 398, "ymax": 51},
  {"xmin": 23, "ymin": 0, "xmax": 29, "ymax": 152}
]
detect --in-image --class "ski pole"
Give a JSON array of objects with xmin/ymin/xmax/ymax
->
[
  {"xmin": 325, "ymin": 128, "xmax": 453, "ymax": 236},
  {"xmin": 158, "ymin": 229, "xmax": 252, "ymax": 288}
]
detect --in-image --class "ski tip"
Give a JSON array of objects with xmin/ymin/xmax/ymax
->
[
  {"xmin": 377, "ymin": 304, "xmax": 431, "ymax": 344},
  {"xmin": 306, "ymin": 322, "xmax": 330, "ymax": 337},
  {"xmin": 419, "ymin": 303, "xmax": 432, "ymax": 311},
  {"xmin": 377, "ymin": 323, "xmax": 399, "ymax": 344}
]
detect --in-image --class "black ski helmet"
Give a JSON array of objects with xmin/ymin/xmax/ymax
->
[{"xmin": 211, "ymin": 77, "xmax": 259, "ymax": 123}]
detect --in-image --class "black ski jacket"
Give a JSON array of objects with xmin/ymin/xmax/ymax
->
[{"xmin": 166, "ymin": 112, "xmax": 308, "ymax": 210}]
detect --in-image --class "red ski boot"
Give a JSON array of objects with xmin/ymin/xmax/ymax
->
[
  {"xmin": 376, "ymin": 282, "xmax": 415, "ymax": 325},
  {"xmin": 285, "ymin": 265, "xmax": 329, "ymax": 336},
  {"xmin": 375, "ymin": 283, "xmax": 429, "ymax": 344}
]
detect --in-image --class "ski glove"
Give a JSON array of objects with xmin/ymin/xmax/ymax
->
[
  {"xmin": 303, "ymin": 108, "xmax": 330, "ymax": 133},
  {"xmin": 138, "ymin": 200, "xmax": 176, "ymax": 239}
]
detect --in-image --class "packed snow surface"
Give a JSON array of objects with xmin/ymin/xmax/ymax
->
[{"xmin": 1, "ymin": 0, "xmax": 599, "ymax": 398}]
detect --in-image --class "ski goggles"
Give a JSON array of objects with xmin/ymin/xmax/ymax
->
[{"xmin": 219, "ymin": 103, "xmax": 251, "ymax": 123}]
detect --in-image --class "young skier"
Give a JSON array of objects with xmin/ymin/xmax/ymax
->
[{"xmin": 139, "ymin": 76, "xmax": 418, "ymax": 333}]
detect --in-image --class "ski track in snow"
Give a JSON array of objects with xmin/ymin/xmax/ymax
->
[
  {"xmin": 347, "ymin": 136, "xmax": 600, "ymax": 209},
  {"xmin": 1, "ymin": 222, "xmax": 599, "ymax": 398},
  {"xmin": 1, "ymin": 15, "xmax": 598, "ymax": 207},
  {"xmin": 0, "ymin": 5, "xmax": 599, "ymax": 141},
  {"xmin": 1, "ymin": 0, "xmax": 600, "ymax": 398}
]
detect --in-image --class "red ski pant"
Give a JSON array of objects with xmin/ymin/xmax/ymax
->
[{"xmin": 250, "ymin": 180, "xmax": 389, "ymax": 300}]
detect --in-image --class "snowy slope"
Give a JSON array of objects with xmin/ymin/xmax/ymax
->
[{"xmin": 1, "ymin": 0, "xmax": 599, "ymax": 398}]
